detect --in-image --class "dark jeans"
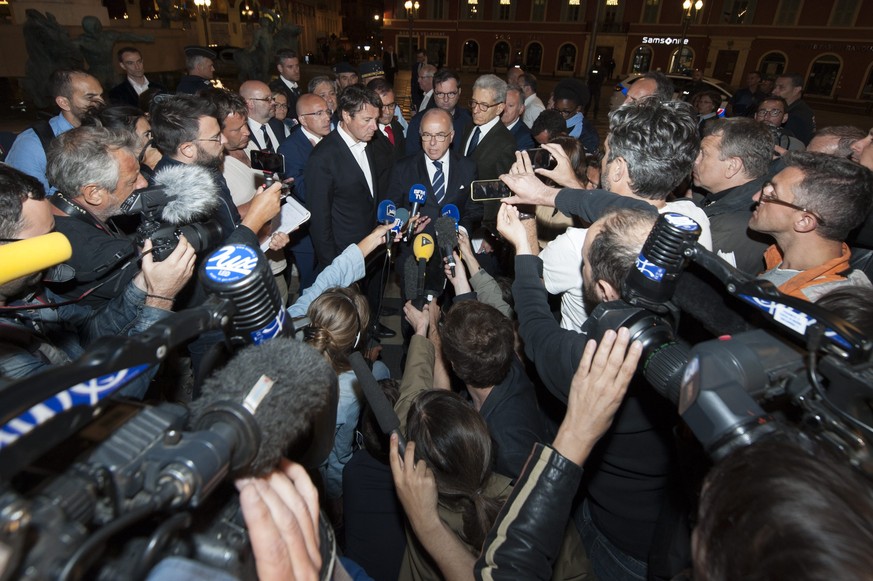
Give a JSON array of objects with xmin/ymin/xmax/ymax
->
[{"xmin": 577, "ymin": 500, "xmax": 647, "ymax": 581}]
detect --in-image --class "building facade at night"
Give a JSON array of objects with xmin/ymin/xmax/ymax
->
[{"xmin": 381, "ymin": 0, "xmax": 873, "ymax": 107}]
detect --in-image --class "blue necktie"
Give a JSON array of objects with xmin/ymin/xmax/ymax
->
[
  {"xmin": 466, "ymin": 126, "xmax": 481, "ymax": 156},
  {"xmin": 432, "ymin": 160, "xmax": 445, "ymax": 204}
]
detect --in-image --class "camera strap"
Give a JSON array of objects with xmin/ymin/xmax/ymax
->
[{"xmin": 50, "ymin": 192, "xmax": 110, "ymax": 234}]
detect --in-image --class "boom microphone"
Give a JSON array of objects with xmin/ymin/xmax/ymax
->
[
  {"xmin": 200, "ymin": 244, "xmax": 289, "ymax": 344},
  {"xmin": 0, "ymin": 232, "xmax": 72, "ymax": 286},
  {"xmin": 408, "ymin": 183, "xmax": 427, "ymax": 218},
  {"xmin": 121, "ymin": 164, "xmax": 221, "ymax": 224},
  {"xmin": 434, "ymin": 216, "xmax": 459, "ymax": 277}
]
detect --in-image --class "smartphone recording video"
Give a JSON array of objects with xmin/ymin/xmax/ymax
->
[
  {"xmin": 470, "ymin": 179, "xmax": 512, "ymax": 201},
  {"xmin": 250, "ymin": 150, "xmax": 285, "ymax": 174},
  {"xmin": 525, "ymin": 148, "xmax": 558, "ymax": 171}
]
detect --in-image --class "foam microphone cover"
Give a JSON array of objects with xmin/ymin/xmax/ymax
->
[
  {"xmin": 0, "ymin": 232, "xmax": 72, "ymax": 286},
  {"xmin": 152, "ymin": 164, "xmax": 221, "ymax": 224},
  {"xmin": 403, "ymin": 254, "xmax": 419, "ymax": 302},
  {"xmin": 435, "ymin": 217, "xmax": 458, "ymax": 253},
  {"xmin": 188, "ymin": 338, "xmax": 339, "ymax": 476}
]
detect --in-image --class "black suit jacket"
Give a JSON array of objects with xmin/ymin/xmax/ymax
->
[
  {"xmin": 405, "ymin": 108, "xmax": 473, "ymax": 156},
  {"xmin": 247, "ymin": 118, "xmax": 289, "ymax": 151},
  {"xmin": 305, "ymin": 130, "xmax": 392, "ymax": 267},
  {"xmin": 461, "ymin": 122, "xmax": 517, "ymax": 180},
  {"xmin": 508, "ymin": 120, "xmax": 535, "ymax": 151},
  {"xmin": 269, "ymin": 78, "xmax": 300, "ymax": 123},
  {"xmin": 373, "ymin": 120, "xmax": 407, "ymax": 164},
  {"xmin": 108, "ymin": 79, "xmax": 165, "ymax": 108}
]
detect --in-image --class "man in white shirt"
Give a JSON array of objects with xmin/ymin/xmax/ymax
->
[
  {"xmin": 416, "ymin": 64, "xmax": 437, "ymax": 113},
  {"xmin": 269, "ymin": 49, "xmax": 302, "ymax": 126},
  {"xmin": 108, "ymin": 47, "xmax": 164, "ymax": 107},
  {"xmin": 519, "ymin": 72, "xmax": 545, "ymax": 128}
]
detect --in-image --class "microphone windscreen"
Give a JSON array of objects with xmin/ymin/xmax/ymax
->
[
  {"xmin": 434, "ymin": 217, "xmax": 458, "ymax": 252},
  {"xmin": 403, "ymin": 254, "xmax": 419, "ymax": 301},
  {"xmin": 188, "ymin": 337, "xmax": 339, "ymax": 477},
  {"xmin": 153, "ymin": 164, "xmax": 221, "ymax": 224},
  {"xmin": 377, "ymin": 199, "xmax": 396, "ymax": 224},
  {"xmin": 441, "ymin": 204, "xmax": 460, "ymax": 223},
  {"xmin": 413, "ymin": 233, "xmax": 435, "ymax": 261},
  {"xmin": 0, "ymin": 232, "xmax": 72, "ymax": 286}
]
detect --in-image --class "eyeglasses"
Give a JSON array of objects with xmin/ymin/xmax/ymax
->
[
  {"xmin": 421, "ymin": 132, "xmax": 451, "ymax": 142},
  {"xmin": 758, "ymin": 181, "xmax": 826, "ymax": 225},
  {"xmin": 248, "ymin": 97, "xmax": 273, "ymax": 102},
  {"xmin": 194, "ymin": 136, "xmax": 222, "ymax": 143},
  {"xmin": 469, "ymin": 99, "xmax": 501, "ymax": 112},
  {"xmin": 300, "ymin": 109, "xmax": 331, "ymax": 118},
  {"xmin": 755, "ymin": 109, "xmax": 784, "ymax": 118},
  {"xmin": 381, "ymin": 102, "xmax": 396, "ymax": 110},
  {"xmin": 552, "ymin": 108, "xmax": 576, "ymax": 117},
  {"xmin": 434, "ymin": 90, "xmax": 459, "ymax": 99},
  {"xmin": 273, "ymin": 102, "xmax": 289, "ymax": 110}
]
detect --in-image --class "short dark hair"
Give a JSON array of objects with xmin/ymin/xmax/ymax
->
[
  {"xmin": 639, "ymin": 71, "xmax": 675, "ymax": 102},
  {"xmin": 0, "ymin": 165, "xmax": 46, "ymax": 239},
  {"xmin": 150, "ymin": 94, "xmax": 218, "ymax": 155},
  {"xmin": 520, "ymin": 72, "xmax": 538, "ymax": 92},
  {"xmin": 439, "ymin": 301, "xmax": 514, "ymax": 389},
  {"xmin": 706, "ymin": 117, "xmax": 774, "ymax": 180},
  {"xmin": 366, "ymin": 77, "xmax": 394, "ymax": 96},
  {"xmin": 82, "ymin": 105, "xmax": 145, "ymax": 133},
  {"xmin": 757, "ymin": 95, "xmax": 788, "ymax": 112},
  {"xmin": 816, "ymin": 286, "xmax": 873, "ymax": 338},
  {"xmin": 49, "ymin": 68, "xmax": 91, "ymax": 100},
  {"xmin": 783, "ymin": 151, "xmax": 873, "ymax": 241},
  {"xmin": 275, "ymin": 49, "xmax": 298, "ymax": 64},
  {"xmin": 433, "ymin": 68, "xmax": 461, "ymax": 88},
  {"xmin": 116, "ymin": 46, "xmax": 141, "ymax": 62},
  {"xmin": 694, "ymin": 432, "xmax": 873, "ymax": 581},
  {"xmin": 607, "ymin": 99, "xmax": 699, "ymax": 198},
  {"xmin": 531, "ymin": 109, "xmax": 566, "ymax": 141},
  {"xmin": 589, "ymin": 208, "xmax": 657, "ymax": 291},
  {"xmin": 203, "ymin": 88, "xmax": 248, "ymax": 128},
  {"xmin": 338, "ymin": 84, "xmax": 383, "ymax": 117},
  {"xmin": 778, "ymin": 72, "xmax": 805, "ymax": 91}
]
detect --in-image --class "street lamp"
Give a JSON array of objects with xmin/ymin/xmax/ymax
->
[
  {"xmin": 194, "ymin": 0, "xmax": 212, "ymax": 46},
  {"xmin": 404, "ymin": 0, "xmax": 420, "ymax": 69},
  {"xmin": 674, "ymin": 0, "xmax": 703, "ymax": 73}
]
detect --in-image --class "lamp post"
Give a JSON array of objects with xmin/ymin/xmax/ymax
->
[
  {"xmin": 675, "ymin": 0, "xmax": 703, "ymax": 73},
  {"xmin": 404, "ymin": 0, "xmax": 419, "ymax": 68},
  {"xmin": 194, "ymin": 0, "xmax": 212, "ymax": 46}
]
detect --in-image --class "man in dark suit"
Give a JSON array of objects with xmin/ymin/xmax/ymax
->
[
  {"xmin": 405, "ymin": 68, "xmax": 472, "ymax": 156},
  {"xmin": 388, "ymin": 108, "xmax": 480, "ymax": 304},
  {"xmin": 278, "ymin": 93, "xmax": 333, "ymax": 293},
  {"xmin": 108, "ymin": 47, "xmax": 165, "ymax": 108},
  {"xmin": 367, "ymin": 78, "xmax": 406, "ymax": 163},
  {"xmin": 411, "ymin": 49, "xmax": 427, "ymax": 113},
  {"xmin": 269, "ymin": 49, "xmax": 301, "ymax": 126},
  {"xmin": 240, "ymin": 80, "xmax": 288, "ymax": 153},
  {"xmin": 503, "ymin": 85, "xmax": 534, "ymax": 151},
  {"xmin": 305, "ymin": 85, "xmax": 395, "ymax": 337},
  {"xmin": 382, "ymin": 45, "xmax": 398, "ymax": 86},
  {"xmin": 413, "ymin": 64, "xmax": 436, "ymax": 114}
]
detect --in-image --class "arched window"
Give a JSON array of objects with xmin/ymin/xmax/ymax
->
[
  {"xmin": 669, "ymin": 46, "xmax": 695, "ymax": 74},
  {"xmin": 463, "ymin": 40, "xmax": 479, "ymax": 68},
  {"xmin": 758, "ymin": 51, "xmax": 787, "ymax": 79},
  {"xmin": 525, "ymin": 42, "xmax": 543, "ymax": 73},
  {"xmin": 493, "ymin": 41, "xmax": 511, "ymax": 69},
  {"xmin": 556, "ymin": 43, "xmax": 577, "ymax": 73},
  {"xmin": 806, "ymin": 54, "xmax": 841, "ymax": 97},
  {"xmin": 631, "ymin": 46, "xmax": 653, "ymax": 73}
]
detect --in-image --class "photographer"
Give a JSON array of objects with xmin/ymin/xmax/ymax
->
[
  {"xmin": 753, "ymin": 96, "xmax": 805, "ymax": 155},
  {"xmin": 0, "ymin": 165, "xmax": 194, "ymax": 393}
]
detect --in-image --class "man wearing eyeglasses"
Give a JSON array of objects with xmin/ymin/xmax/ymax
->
[
  {"xmin": 240, "ymin": 80, "xmax": 289, "ymax": 154},
  {"xmin": 749, "ymin": 152, "xmax": 872, "ymax": 301},
  {"xmin": 692, "ymin": 117, "xmax": 778, "ymax": 275},
  {"xmin": 366, "ymin": 78, "xmax": 406, "ymax": 162},
  {"xmin": 753, "ymin": 96, "xmax": 805, "ymax": 154},
  {"xmin": 405, "ymin": 69, "xmax": 472, "ymax": 155},
  {"xmin": 461, "ymin": 74, "xmax": 516, "ymax": 180}
]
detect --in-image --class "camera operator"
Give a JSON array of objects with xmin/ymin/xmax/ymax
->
[
  {"xmin": 0, "ymin": 165, "xmax": 194, "ymax": 393},
  {"xmin": 753, "ymin": 96, "xmax": 805, "ymax": 155},
  {"xmin": 44, "ymin": 125, "xmax": 148, "ymax": 306}
]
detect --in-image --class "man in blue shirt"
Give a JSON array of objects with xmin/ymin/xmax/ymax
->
[{"xmin": 6, "ymin": 69, "xmax": 104, "ymax": 194}]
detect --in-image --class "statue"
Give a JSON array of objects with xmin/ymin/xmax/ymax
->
[
  {"xmin": 22, "ymin": 10, "xmax": 84, "ymax": 108},
  {"xmin": 235, "ymin": 15, "xmax": 276, "ymax": 82},
  {"xmin": 75, "ymin": 16, "xmax": 154, "ymax": 89},
  {"xmin": 274, "ymin": 23, "xmax": 302, "ymax": 55}
]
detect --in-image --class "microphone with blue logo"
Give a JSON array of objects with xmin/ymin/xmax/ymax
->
[
  {"xmin": 200, "ymin": 244, "xmax": 289, "ymax": 345},
  {"xmin": 408, "ymin": 183, "xmax": 427, "ymax": 221},
  {"xmin": 393, "ymin": 207, "xmax": 409, "ymax": 242},
  {"xmin": 377, "ymin": 199, "xmax": 397, "ymax": 249},
  {"xmin": 440, "ymin": 204, "xmax": 460, "ymax": 229}
]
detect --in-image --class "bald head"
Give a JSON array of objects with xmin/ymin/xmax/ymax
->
[
  {"xmin": 240, "ymin": 81, "xmax": 274, "ymax": 123},
  {"xmin": 296, "ymin": 93, "xmax": 332, "ymax": 137}
]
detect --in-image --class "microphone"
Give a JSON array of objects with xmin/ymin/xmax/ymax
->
[
  {"xmin": 394, "ymin": 207, "xmax": 410, "ymax": 242},
  {"xmin": 348, "ymin": 352, "xmax": 405, "ymax": 453},
  {"xmin": 121, "ymin": 164, "xmax": 221, "ymax": 224},
  {"xmin": 412, "ymin": 233, "xmax": 434, "ymax": 308},
  {"xmin": 434, "ymin": 216, "xmax": 458, "ymax": 277},
  {"xmin": 0, "ymin": 232, "xmax": 72, "ymax": 286},
  {"xmin": 200, "ymin": 244, "xmax": 289, "ymax": 345},
  {"xmin": 377, "ymin": 199, "xmax": 397, "ymax": 226},
  {"xmin": 408, "ymin": 183, "xmax": 427, "ymax": 218},
  {"xmin": 441, "ymin": 204, "xmax": 460, "ymax": 228}
]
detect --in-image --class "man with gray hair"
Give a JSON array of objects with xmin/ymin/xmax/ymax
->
[
  {"xmin": 623, "ymin": 71, "xmax": 674, "ymax": 105},
  {"xmin": 45, "ymin": 125, "xmax": 149, "ymax": 305},
  {"xmin": 416, "ymin": 64, "xmax": 437, "ymax": 113},
  {"xmin": 503, "ymin": 85, "xmax": 534, "ymax": 150},
  {"xmin": 463, "ymin": 74, "xmax": 516, "ymax": 179},
  {"xmin": 176, "ymin": 46, "xmax": 215, "ymax": 95},
  {"xmin": 807, "ymin": 125, "xmax": 867, "ymax": 159}
]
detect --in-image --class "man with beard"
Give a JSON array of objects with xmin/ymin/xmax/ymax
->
[{"xmin": 6, "ymin": 68, "xmax": 105, "ymax": 193}]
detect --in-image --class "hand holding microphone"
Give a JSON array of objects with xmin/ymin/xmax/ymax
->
[{"xmin": 434, "ymin": 216, "xmax": 459, "ymax": 277}]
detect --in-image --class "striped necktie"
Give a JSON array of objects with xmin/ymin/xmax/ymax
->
[{"xmin": 432, "ymin": 159, "xmax": 445, "ymax": 204}]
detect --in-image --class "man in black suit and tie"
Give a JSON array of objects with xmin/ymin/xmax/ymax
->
[
  {"xmin": 108, "ymin": 47, "xmax": 165, "ymax": 108},
  {"xmin": 269, "ymin": 49, "xmax": 301, "ymax": 126},
  {"xmin": 305, "ymin": 85, "xmax": 395, "ymax": 337},
  {"xmin": 277, "ymin": 93, "xmax": 333, "ymax": 293},
  {"xmin": 405, "ymin": 69, "xmax": 472, "ymax": 156},
  {"xmin": 240, "ymin": 80, "xmax": 288, "ymax": 153},
  {"xmin": 388, "ymin": 108, "xmax": 480, "ymax": 306},
  {"xmin": 368, "ymin": 78, "xmax": 406, "ymax": 163},
  {"xmin": 503, "ymin": 85, "xmax": 535, "ymax": 151}
]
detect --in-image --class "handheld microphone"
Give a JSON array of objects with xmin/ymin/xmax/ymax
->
[
  {"xmin": 441, "ymin": 204, "xmax": 460, "ymax": 228},
  {"xmin": 348, "ymin": 352, "xmax": 406, "ymax": 453},
  {"xmin": 434, "ymin": 216, "xmax": 459, "ymax": 277},
  {"xmin": 394, "ymin": 207, "xmax": 410, "ymax": 242},
  {"xmin": 408, "ymin": 183, "xmax": 427, "ymax": 218},
  {"xmin": 121, "ymin": 164, "xmax": 221, "ymax": 224},
  {"xmin": 413, "ymin": 233, "xmax": 434, "ymax": 308},
  {"xmin": 0, "ymin": 232, "xmax": 72, "ymax": 286},
  {"xmin": 377, "ymin": 199, "xmax": 397, "ymax": 225},
  {"xmin": 200, "ymin": 244, "xmax": 289, "ymax": 345}
]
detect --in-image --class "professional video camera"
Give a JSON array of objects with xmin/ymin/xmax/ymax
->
[
  {"xmin": 586, "ymin": 212, "xmax": 873, "ymax": 466},
  {"xmin": 0, "ymin": 244, "xmax": 336, "ymax": 580},
  {"xmin": 120, "ymin": 165, "xmax": 225, "ymax": 261}
]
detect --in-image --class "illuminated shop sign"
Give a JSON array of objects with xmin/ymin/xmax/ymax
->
[{"xmin": 642, "ymin": 36, "xmax": 690, "ymax": 45}]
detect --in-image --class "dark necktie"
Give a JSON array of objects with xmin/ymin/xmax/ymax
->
[
  {"xmin": 432, "ymin": 160, "xmax": 445, "ymax": 204},
  {"xmin": 385, "ymin": 125, "xmax": 395, "ymax": 145},
  {"xmin": 467, "ymin": 126, "xmax": 481, "ymax": 156},
  {"xmin": 261, "ymin": 125, "xmax": 275, "ymax": 153}
]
